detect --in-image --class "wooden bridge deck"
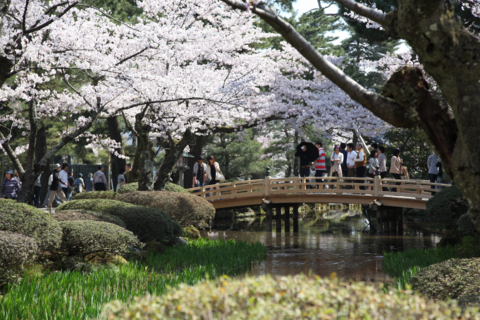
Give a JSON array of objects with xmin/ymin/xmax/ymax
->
[{"xmin": 187, "ymin": 176, "xmax": 450, "ymax": 210}]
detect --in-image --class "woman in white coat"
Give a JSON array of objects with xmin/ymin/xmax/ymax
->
[
  {"xmin": 206, "ymin": 155, "xmax": 221, "ymax": 198},
  {"xmin": 329, "ymin": 145, "xmax": 344, "ymax": 189}
]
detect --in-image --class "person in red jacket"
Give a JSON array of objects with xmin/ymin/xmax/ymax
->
[{"xmin": 314, "ymin": 141, "xmax": 326, "ymax": 188}]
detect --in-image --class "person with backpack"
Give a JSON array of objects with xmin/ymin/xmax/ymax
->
[
  {"xmin": 74, "ymin": 173, "xmax": 85, "ymax": 194},
  {"xmin": 193, "ymin": 156, "xmax": 207, "ymax": 187},
  {"xmin": 48, "ymin": 164, "xmax": 68, "ymax": 213}
]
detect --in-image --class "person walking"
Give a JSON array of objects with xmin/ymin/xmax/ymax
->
[
  {"xmin": 330, "ymin": 145, "xmax": 344, "ymax": 189},
  {"xmin": 368, "ymin": 150, "xmax": 379, "ymax": 190},
  {"xmin": 378, "ymin": 146, "xmax": 388, "ymax": 191},
  {"xmin": 1, "ymin": 169, "xmax": 21, "ymax": 200},
  {"xmin": 85, "ymin": 173, "xmax": 94, "ymax": 192},
  {"xmin": 354, "ymin": 143, "xmax": 367, "ymax": 190},
  {"xmin": 427, "ymin": 152, "xmax": 439, "ymax": 195},
  {"xmin": 32, "ymin": 164, "xmax": 42, "ymax": 207},
  {"xmin": 93, "ymin": 166, "xmax": 109, "ymax": 191},
  {"xmin": 116, "ymin": 170, "xmax": 126, "ymax": 192},
  {"xmin": 340, "ymin": 143, "xmax": 349, "ymax": 179},
  {"xmin": 42, "ymin": 171, "xmax": 61, "ymax": 208},
  {"xmin": 193, "ymin": 156, "xmax": 207, "ymax": 187},
  {"xmin": 436, "ymin": 158, "xmax": 444, "ymax": 190},
  {"xmin": 67, "ymin": 171, "xmax": 75, "ymax": 201},
  {"xmin": 74, "ymin": 173, "xmax": 85, "ymax": 193},
  {"xmin": 346, "ymin": 143, "xmax": 357, "ymax": 189},
  {"xmin": 125, "ymin": 163, "xmax": 135, "ymax": 183},
  {"xmin": 48, "ymin": 164, "xmax": 68, "ymax": 213},
  {"xmin": 314, "ymin": 141, "xmax": 326, "ymax": 188},
  {"xmin": 294, "ymin": 145, "xmax": 312, "ymax": 180},
  {"xmin": 59, "ymin": 163, "xmax": 69, "ymax": 198},
  {"xmin": 390, "ymin": 148, "xmax": 402, "ymax": 192}
]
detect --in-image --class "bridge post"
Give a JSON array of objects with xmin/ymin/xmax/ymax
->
[
  {"xmin": 266, "ymin": 205, "xmax": 273, "ymax": 232},
  {"xmin": 376, "ymin": 206, "xmax": 383, "ymax": 234},
  {"xmin": 264, "ymin": 176, "xmax": 270, "ymax": 196},
  {"xmin": 374, "ymin": 175, "xmax": 380, "ymax": 196},
  {"xmin": 383, "ymin": 207, "xmax": 390, "ymax": 233},
  {"xmin": 284, "ymin": 205, "xmax": 290, "ymax": 233},
  {"xmin": 275, "ymin": 206, "xmax": 282, "ymax": 233},
  {"xmin": 293, "ymin": 204, "xmax": 299, "ymax": 233},
  {"xmin": 397, "ymin": 207, "xmax": 404, "ymax": 234}
]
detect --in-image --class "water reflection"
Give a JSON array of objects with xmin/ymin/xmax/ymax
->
[{"xmin": 201, "ymin": 209, "xmax": 442, "ymax": 283}]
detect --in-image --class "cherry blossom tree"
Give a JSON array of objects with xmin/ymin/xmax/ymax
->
[{"xmin": 220, "ymin": 0, "xmax": 480, "ymax": 230}]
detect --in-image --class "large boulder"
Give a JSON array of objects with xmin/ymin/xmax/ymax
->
[
  {"xmin": 0, "ymin": 199, "xmax": 62, "ymax": 251},
  {"xmin": 117, "ymin": 182, "xmax": 189, "ymax": 195},
  {"xmin": 101, "ymin": 274, "xmax": 476, "ymax": 319},
  {"xmin": 57, "ymin": 199, "xmax": 182, "ymax": 243},
  {"xmin": 117, "ymin": 191, "xmax": 215, "ymax": 229},
  {"xmin": 426, "ymin": 186, "xmax": 469, "ymax": 230}
]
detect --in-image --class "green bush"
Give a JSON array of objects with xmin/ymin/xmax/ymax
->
[
  {"xmin": 57, "ymin": 200, "xmax": 181, "ymax": 243},
  {"xmin": 54, "ymin": 210, "xmax": 126, "ymax": 228},
  {"xmin": 0, "ymin": 231, "xmax": 38, "ymax": 287},
  {"xmin": 101, "ymin": 274, "xmax": 478, "ymax": 320},
  {"xmin": 426, "ymin": 186, "xmax": 468, "ymax": 229},
  {"xmin": 183, "ymin": 225, "xmax": 200, "ymax": 239},
  {"xmin": 457, "ymin": 214, "xmax": 478, "ymax": 236},
  {"xmin": 60, "ymin": 220, "xmax": 141, "ymax": 257},
  {"xmin": 117, "ymin": 182, "xmax": 189, "ymax": 195},
  {"xmin": 73, "ymin": 191, "xmax": 117, "ymax": 200},
  {"xmin": 0, "ymin": 199, "xmax": 62, "ymax": 251},
  {"xmin": 117, "ymin": 191, "xmax": 215, "ymax": 229},
  {"xmin": 411, "ymin": 258, "xmax": 480, "ymax": 303}
]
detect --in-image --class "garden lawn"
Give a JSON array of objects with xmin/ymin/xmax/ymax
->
[{"xmin": 0, "ymin": 239, "xmax": 267, "ymax": 320}]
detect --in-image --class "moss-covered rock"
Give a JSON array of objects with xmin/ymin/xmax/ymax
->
[
  {"xmin": 117, "ymin": 191, "xmax": 214, "ymax": 229},
  {"xmin": 54, "ymin": 210, "xmax": 126, "ymax": 228},
  {"xmin": 0, "ymin": 199, "xmax": 62, "ymax": 251},
  {"xmin": 73, "ymin": 191, "xmax": 117, "ymax": 200},
  {"xmin": 117, "ymin": 182, "xmax": 189, "ymax": 195},
  {"xmin": 57, "ymin": 199, "xmax": 182, "ymax": 244},
  {"xmin": 411, "ymin": 258, "xmax": 480, "ymax": 303},
  {"xmin": 101, "ymin": 274, "xmax": 478, "ymax": 320},
  {"xmin": 426, "ymin": 186, "xmax": 468, "ymax": 230}
]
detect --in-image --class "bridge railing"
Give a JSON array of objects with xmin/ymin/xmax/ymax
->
[{"xmin": 187, "ymin": 176, "xmax": 451, "ymax": 201}]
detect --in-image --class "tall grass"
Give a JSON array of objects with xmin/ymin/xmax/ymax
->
[
  {"xmin": 0, "ymin": 238, "xmax": 267, "ymax": 320},
  {"xmin": 383, "ymin": 246, "xmax": 459, "ymax": 291}
]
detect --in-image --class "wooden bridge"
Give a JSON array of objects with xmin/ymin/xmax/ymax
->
[
  {"xmin": 188, "ymin": 176, "xmax": 450, "ymax": 210},
  {"xmin": 188, "ymin": 176, "xmax": 450, "ymax": 234}
]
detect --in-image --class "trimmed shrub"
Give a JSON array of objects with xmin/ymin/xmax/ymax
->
[
  {"xmin": 183, "ymin": 225, "xmax": 200, "ymax": 239},
  {"xmin": 60, "ymin": 220, "xmax": 141, "ymax": 257},
  {"xmin": 426, "ymin": 186, "xmax": 468, "ymax": 229},
  {"xmin": 117, "ymin": 191, "xmax": 215, "ymax": 229},
  {"xmin": 54, "ymin": 210, "xmax": 126, "ymax": 228},
  {"xmin": 0, "ymin": 199, "xmax": 62, "ymax": 251},
  {"xmin": 411, "ymin": 258, "xmax": 480, "ymax": 303},
  {"xmin": 117, "ymin": 182, "xmax": 189, "ymax": 195},
  {"xmin": 457, "ymin": 214, "xmax": 478, "ymax": 236},
  {"xmin": 74, "ymin": 191, "xmax": 117, "ymax": 200},
  {"xmin": 57, "ymin": 200, "xmax": 181, "ymax": 243},
  {"xmin": 101, "ymin": 274, "xmax": 478, "ymax": 320},
  {"xmin": 0, "ymin": 231, "xmax": 38, "ymax": 286}
]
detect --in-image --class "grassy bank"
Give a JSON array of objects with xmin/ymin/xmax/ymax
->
[{"xmin": 0, "ymin": 239, "xmax": 267, "ymax": 320}]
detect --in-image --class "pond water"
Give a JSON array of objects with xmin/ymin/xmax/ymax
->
[{"xmin": 201, "ymin": 206, "xmax": 442, "ymax": 284}]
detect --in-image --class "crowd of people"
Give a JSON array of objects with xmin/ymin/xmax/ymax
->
[
  {"xmin": 294, "ymin": 141, "xmax": 444, "ymax": 193},
  {"xmin": 0, "ymin": 162, "xmax": 136, "ymax": 212}
]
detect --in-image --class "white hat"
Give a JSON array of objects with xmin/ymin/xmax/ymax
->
[{"xmin": 54, "ymin": 163, "xmax": 61, "ymax": 169}]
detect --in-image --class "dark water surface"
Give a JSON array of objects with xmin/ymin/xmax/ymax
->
[{"xmin": 201, "ymin": 208, "xmax": 441, "ymax": 284}]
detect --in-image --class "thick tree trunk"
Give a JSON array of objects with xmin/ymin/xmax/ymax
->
[
  {"xmin": 107, "ymin": 116, "xmax": 126, "ymax": 190},
  {"xmin": 134, "ymin": 114, "xmax": 155, "ymax": 191},
  {"xmin": 153, "ymin": 130, "xmax": 193, "ymax": 191}
]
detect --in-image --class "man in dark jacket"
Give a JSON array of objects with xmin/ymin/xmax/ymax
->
[
  {"xmin": 48, "ymin": 163, "xmax": 68, "ymax": 213},
  {"xmin": 294, "ymin": 145, "xmax": 312, "ymax": 178}
]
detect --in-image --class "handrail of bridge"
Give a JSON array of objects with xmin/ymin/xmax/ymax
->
[{"xmin": 187, "ymin": 176, "xmax": 452, "ymax": 202}]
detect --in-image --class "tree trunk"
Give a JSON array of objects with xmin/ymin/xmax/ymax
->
[
  {"xmin": 107, "ymin": 116, "xmax": 126, "ymax": 190},
  {"xmin": 153, "ymin": 130, "xmax": 193, "ymax": 191},
  {"xmin": 134, "ymin": 114, "xmax": 155, "ymax": 191}
]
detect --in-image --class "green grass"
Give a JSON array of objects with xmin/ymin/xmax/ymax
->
[
  {"xmin": 383, "ymin": 246, "xmax": 460, "ymax": 291},
  {"xmin": 0, "ymin": 238, "xmax": 267, "ymax": 320}
]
